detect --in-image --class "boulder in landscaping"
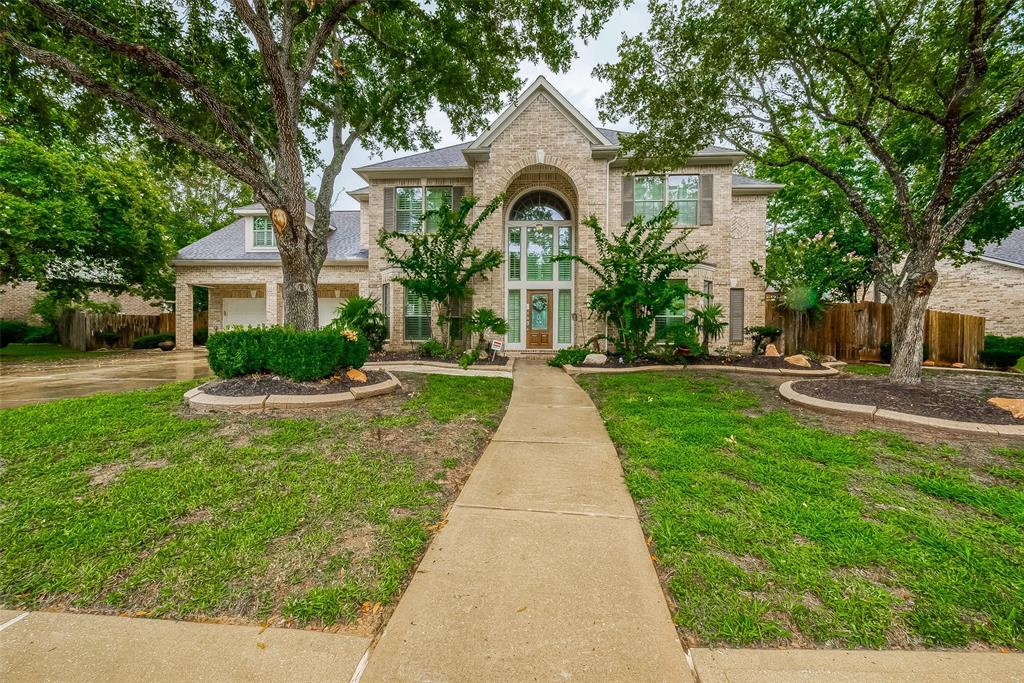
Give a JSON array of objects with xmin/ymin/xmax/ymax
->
[
  {"xmin": 784, "ymin": 354, "xmax": 811, "ymax": 368},
  {"xmin": 923, "ymin": 359, "xmax": 936, "ymax": 366},
  {"xmin": 158, "ymin": 340, "xmax": 176, "ymax": 352},
  {"xmin": 764, "ymin": 343, "xmax": 780, "ymax": 357},
  {"xmin": 821, "ymin": 354, "xmax": 837, "ymax": 363},
  {"xmin": 346, "ymin": 368, "xmax": 368, "ymax": 383},
  {"xmin": 582, "ymin": 353, "xmax": 608, "ymax": 366},
  {"xmin": 988, "ymin": 397, "xmax": 1024, "ymax": 419},
  {"xmin": 952, "ymin": 362, "xmax": 966, "ymax": 368}
]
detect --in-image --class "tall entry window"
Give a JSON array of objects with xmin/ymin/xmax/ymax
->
[{"xmin": 506, "ymin": 190, "xmax": 574, "ymax": 350}]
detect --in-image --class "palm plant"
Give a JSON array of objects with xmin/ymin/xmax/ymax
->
[
  {"xmin": 328, "ymin": 296, "xmax": 387, "ymax": 351},
  {"xmin": 466, "ymin": 307, "xmax": 508, "ymax": 349},
  {"xmin": 688, "ymin": 303, "xmax": 728, "ymax": 350}
]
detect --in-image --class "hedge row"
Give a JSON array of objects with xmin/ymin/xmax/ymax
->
[
  {"xmin": 0, "ymin": 320, "xmax": 57, "ymax": 347},
  {"xmin": 980, "ymin": 334, "xmax": 1024, "ymax": 369},
  {"xmin": 206, "ymin": 326, "xmax": 368, "ymax": 381}
]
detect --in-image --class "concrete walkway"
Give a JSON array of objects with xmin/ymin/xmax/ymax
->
[
  {"xmin": 359, "ymin": 359, "xmax": 692, "ymax": 682},
  {"xmin": 0, "ymin": 349, "xmax": 210, "ymax": 409}
]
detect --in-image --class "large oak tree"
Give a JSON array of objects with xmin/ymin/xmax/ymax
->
[
  {"xmin": 3, "ymin": 0, "xmax": 615, "ymax": 329},
  {"xmin": 597, "ymin": 0, "xmax": 1024, "ymax": 384}
]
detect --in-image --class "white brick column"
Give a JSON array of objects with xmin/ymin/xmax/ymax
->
[
  {"xmin": 175, "ymin": 282, "xmax": 194, "ymax": 350},
  {"xmin": 265, "ymin": 281, "xmax": 279, "ymax": 326}
]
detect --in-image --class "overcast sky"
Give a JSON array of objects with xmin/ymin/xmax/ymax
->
[{"xmin": 324, "ymin": 3, "xmax": 651, "ymax": 210}]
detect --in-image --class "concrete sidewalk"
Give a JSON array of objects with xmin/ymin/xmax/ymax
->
[
  {"xmin": 359, "ymin": 359, "xmax": 693, "ymax": 682},
  {"xmin": 0, "ymin": 610, "xmax": 371, "ymax": 681}
]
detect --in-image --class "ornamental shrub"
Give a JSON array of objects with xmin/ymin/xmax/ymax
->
[
  {"xmin": 548, "ymin": 346, "xmax": 590, "ymax": 367},
  {"xmin": 206, "ymin": 326, "xmax": 367, "ymax": 381},
  {"xmin": 133, "ymin": 333, "xmax": 176, "ymax": 349},
  {"xmin": 979, "ymin": 349, "xmax": 1021, "ymax": 369},
  {"xmin": 0, "ymin": 320, "xmax": 30, "ymax": 347},
  {"xmin": 24, "ymin": 325, "xmax": 57, "ymax": 343}
]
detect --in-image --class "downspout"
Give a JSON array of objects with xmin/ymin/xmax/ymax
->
[{"xmin": 604, "ymin": 158, "xmax": 611, "ymax": 353}]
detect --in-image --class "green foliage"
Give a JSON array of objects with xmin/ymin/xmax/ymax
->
[
  {"xmin": 0, "ymin": 320, "xmax": 30, "ymax": 347},
  {"xmin": 379, "ymin": 195, "xmax": 505, "ymax": 345},
  {"xmin": 979, "ymin": 350, "xmax": 1021, "ymax": 369},
  {"xmin": 327, "ymin": 296, "xmax": 388, "ymax": 352},
  {"xmin": 752, "ymin": 228, "xmax": 874, "ymax": 309},
  {"xmin": 557, "ymin": 206, "xmax": 707, "ymax": 361},
  {"xmin": 583, "ymin": 372, "xmax": 1024, "ymax": 647},
  {"xmin": 458, "ymin": 347, "xmax": 482, "ymax": 370},
  {"xmin": 207, "ymin": 327, "xmax": 368, "ymax": 381},
  {"xmin": 418, "ymin": 339, "xmax": 457, "ymax": 360},
  {"xmin": 745, "ymin": 326, "xmax": 782, "ymax": 355},
  {"xmin": 465, "ymin": 308, "xmax": 508, "ymax": 350},
  {"xmin": 96, "ymin": 331, "xmax": 121, "ymax": 347},
  {"xmin": 655, "ymin": 322, "xmax": 702, "ymax": 359},
  {"xmin": 688, "ymin": 303, "xmax": 728, "ymax": 349},
  {"xmin": 0, "ymin": 129, "xmax": 171, "ymax": 302},
  {"xmin": 984, "ymin": 335, "xmax": 1024, "ymax": 359},
  {"xmin": 548, "ymin": 346, "xmax": 590, "ymax": 367},
  {"xmin": 132, "ymin": 333, "xmax": 176, "ymax": 350}
]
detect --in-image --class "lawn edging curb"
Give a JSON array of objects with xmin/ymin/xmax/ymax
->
[
  {"xmin": 364, "ymin": 358, "xmax": 514, "ymax": 378},
  {"xmin": 563, "ymin": 362, "xmax": 842, "ymax": 377},
  {"xmin": 779, "ymin": 380, "xmax": 1024, "ymax": 436},
  {"xmin": 184, "ymin": 371, "xmax": 402, "ymax": 412}
]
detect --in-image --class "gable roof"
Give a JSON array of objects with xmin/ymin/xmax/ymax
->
[
  {"xmin": 980, "ymin": 227, "xmax": 1024, "ymax": 269},
  {"xmin": 175, "ymin": 210, "xmax": 366, "ymax": 263}
]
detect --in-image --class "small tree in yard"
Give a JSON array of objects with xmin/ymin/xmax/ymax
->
[
  {"xmin": 4, "ymin": 0, "xmax": 615, "ymax": 330},
  {"xmin": 378, "ymin": 195, "xmax": 504, "ymax": 347},
  {"xmin": 598, "ymin": 0, "xmax": 1024, "ymax": 384},
  {"xmin": 557, "ymin": 207, "xmax": 707, "ymax": 361}
]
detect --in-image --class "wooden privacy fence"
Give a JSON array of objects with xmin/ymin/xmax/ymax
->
[
  {"xmin": 57, "ymin": 310, "xmax": 208, "ymax": 351},
  {"xmin": 765, "ymin": 300, "xmax": 985, "ymax": 367}
]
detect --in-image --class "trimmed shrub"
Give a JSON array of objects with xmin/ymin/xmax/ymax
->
[
  {"xmin": 133, "ymin": 333, "xmax": 176, "ymax": 349},
  {"xmin": 419, "ymin": 338, "xmax": 457, "ymax": 360},
  {"xmin": 984, "ymin": 335, "xmax": 1024, "ymax": 365},
  {"xmin": 206, "ymin": 326, "xmax": 368, "ymax": 381},
  {"xmin": 0, "ymin": 320, "xmax": 31, "ymax": 347},
  {"xmin": 979, "ymin": 349, "xmax": 1021, "ymax": 369},
  {"xmin": 24, "ymin": 325, "xmax": 57, "ymax": 343},
  {"xmin": 548, "ymin": 346, "xmax": 590, "ymax": 367}
]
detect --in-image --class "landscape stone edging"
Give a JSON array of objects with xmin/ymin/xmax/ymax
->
[
  {"xmin": 185, "ymin": 371, "xmax": 401, "ymax": 412},
  {"xmin": 563, "ymin": 362, "xmax": 842, "ymax": 377},
  {"xmin": 365, "ymin": 357, "xmax": 515, "ymax": 371},
  {"xmin": 779, "ymin": 380, "xmax": 1024, "ymax": 437}
]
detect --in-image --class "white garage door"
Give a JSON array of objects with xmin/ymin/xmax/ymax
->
[
  {"xmin": 318, "ymin": 298, "xmax": 345, "ymax": 328},
  {"xmin": 222, "ymin": 298, "xmax": 267, "ymax": 328}
]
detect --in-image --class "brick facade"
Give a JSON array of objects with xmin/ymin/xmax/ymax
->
[
  {"xmin": 173, "ymin": 78, "xmax": 775, "ymax": 353},
  {"xmin": 927, "ymin": 258, "xmax": 1024, "ymax": 336},
  {"xmin": 1, "ymin": 280, "xmax": 165, "ymax": 324}
]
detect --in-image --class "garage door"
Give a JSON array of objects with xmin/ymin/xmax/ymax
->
[
  {"xmin": 318, "ymin": 298, "xmax": 345, "ymax": 328},
  {"xmin": 223, "ymin": 298, "xmax": 267, "ymax": 328}
]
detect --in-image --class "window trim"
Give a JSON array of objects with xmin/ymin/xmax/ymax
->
[
  {"xmin": 394, "ymin": 184, "xmax": 454, "ymax": 234},
  {"xmin": 633, "ymin": 174, "xmax": 700, "ymax": 227},
  {"xmin": 248, "ymin": 216, "xmax": 277, "ymax": 251},
  {"xmin": 404, "ymin": 290, "xmax": 431, "ymax": 342}
]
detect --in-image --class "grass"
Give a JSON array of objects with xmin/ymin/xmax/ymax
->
[
  {"xmin": 581, "ymin": 371, "xmax": 1024, "ymax": 649},
  {"xmin": 0, "ymin": 343, "xmax": 96, "ymax": 363},
  {"xmin": 0, "ymin": 374, "xmax": 512, "ymax": 627}
]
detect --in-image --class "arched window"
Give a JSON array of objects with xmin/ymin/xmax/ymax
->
[{"xmin": 509, "ymin": 191, "xmax": 571, "ymax": 221}]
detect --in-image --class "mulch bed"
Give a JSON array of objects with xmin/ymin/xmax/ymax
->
[
  {"xmin": 367, "ymin": 350, "xmax": 510, "ymax": 366},
  {"xmin": 204, "ymin": 370, "xmax": 392, "ymax": 396},
  {"xmin": 594, "ymin": 354, "xmax": 828, "ymax": 371},
  {"xmin": 793, "ymin": 374, "xmax": 1024, "ymax": 425}
]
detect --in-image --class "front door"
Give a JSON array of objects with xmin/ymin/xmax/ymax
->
[{"xmin": 526, "ymin": 290, "xmax": 552, "ymax": 349}]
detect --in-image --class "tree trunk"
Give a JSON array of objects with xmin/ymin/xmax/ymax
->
[
  {"xmin": 274, "ymin": 199, "xmax": 321, "ymax": 331},
  {"xmin": 887, "ymin": 283, "xmax": 932, "ymax": 385}
]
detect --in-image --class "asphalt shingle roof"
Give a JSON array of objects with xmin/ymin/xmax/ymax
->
[
  {"xmin": 982, "ymin": 227, "xmax": 1024, "ymax": 267},
  {"xmin": 176, "ymin": 210, "xmax": 365, "ymax": 261}
]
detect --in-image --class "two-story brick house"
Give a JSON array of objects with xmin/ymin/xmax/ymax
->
[{"xmin": 173, "ymin": 77, "xmax": 781, "ymax": 351}]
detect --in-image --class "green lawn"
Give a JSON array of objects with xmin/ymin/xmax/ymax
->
[
  {"xmin": 0, "ymin": 343, "xmax": 95, "ymax": 363},
  {"xmin": 0, "ymin": 374, "xmax": 512, "ymax": 627},
  {"xmin": 843, "ymin": 363, "xmax": 892, "ymax": 376},
  {"xmin": 582, "ymin": 371, "xmax": 1024, "ymax": 649}
]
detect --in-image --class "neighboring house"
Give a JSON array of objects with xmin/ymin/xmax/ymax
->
[
  {"xmin": 926, "ymin": 228, "xmax": 1024, "ymax": 336},
  {"xmin": 173, "ymin": 77, "xmax": 782, "ymax": 351},
  {"xmin": 0, "ymin": 280, "xmax": 164, "ymax": 324}
]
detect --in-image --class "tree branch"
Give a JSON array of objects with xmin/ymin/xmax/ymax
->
[
  {"xmin": 299, "ymin": 0, "xmax": 363, "ymax": 85},
  {"xmin": 4, "ymin": 35, "xmax": 274, "ymax": 198},
  {"xmin": 27, "ymin": 0, "xmax": 270, "ymax": 174},
  {"xmin": 941, "ymin": 148, "xmax": 1024, "ymax": 241}
]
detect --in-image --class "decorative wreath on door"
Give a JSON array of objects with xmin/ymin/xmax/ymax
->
[{"xmin": 531, "ymin": 297, "xmax": 548, "ymax": 313}]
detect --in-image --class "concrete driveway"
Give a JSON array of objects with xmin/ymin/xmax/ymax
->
[{"xmin": 0, "ymin": 349, "xmax": 211, "ymax": 409}]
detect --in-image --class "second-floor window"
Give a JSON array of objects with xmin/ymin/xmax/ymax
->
[
  {"xmin": 253, "ymin": 216, "xmax": 276, "ymax": 247},
  {"xmin": 396, "ymin": 186, "xmax": 453, "ymax": 233},
  {"xmin": 634, "ymin": 175, "xmax": 700, "ymax": 226}
]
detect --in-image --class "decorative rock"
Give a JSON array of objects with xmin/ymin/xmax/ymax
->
[
  {"xmin": 952, "ymin": 362, "xmax": 966, "ymax": 368},
  {"xmin": 821, "ymin": 354, "xmax": 837, "ymax": 363},
  {"xmin": 784, "ymin": 354, "xmax": 812, "ymax": 368},
  {"xmin": 158, "ymin": 340, "xmax": 176, "ymax": 352},
  {"xmin": 923, "ymin": 360, "xmax": 936, "ymax": 366},
  {"xmin": 346, "ymin": 368, "xmax": 368, "ymax": 383},
  {"xmin": 988, "ymin": 397, "xmax": 1024, "ymax": 419},
  {"xmin": 582, "ymin": 353, "xmax": 608, "ymax": 366},
  {"xmin": 763, "ymin": 343, "xmax": 780, "ymax": 357}
]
